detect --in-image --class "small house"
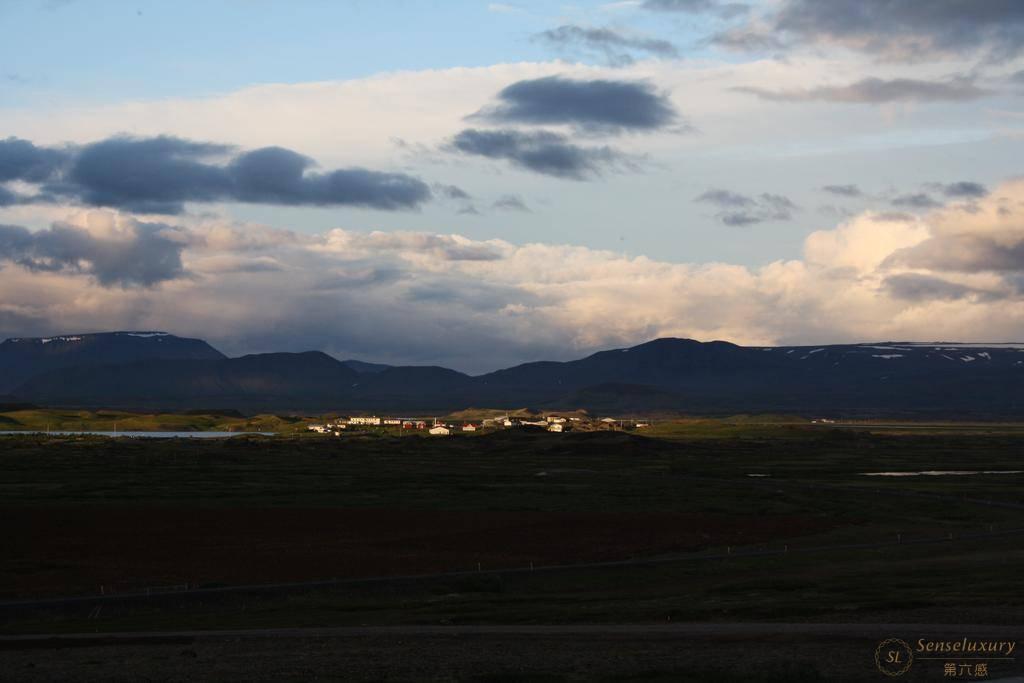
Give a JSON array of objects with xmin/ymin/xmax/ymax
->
[{"xmin": 429, "ymin": 426, "xmax": 451, "ymax": 436}]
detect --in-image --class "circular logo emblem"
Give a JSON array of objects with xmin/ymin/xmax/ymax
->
[{"xmin": 875, "ymin": 638, "xmax": 914, "ymax": 677}]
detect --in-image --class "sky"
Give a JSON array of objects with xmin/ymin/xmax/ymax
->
[{"xmin": 2, "ymin": 0, "xmax": 1024, "ymax": 372}]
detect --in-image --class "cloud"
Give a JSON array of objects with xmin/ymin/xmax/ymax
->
[
  {"xmin": 642, "ymin": 0, "xmax": 748, "ymax": 20},
  {"xmin": 767, "ymin": 0, "xmax": 1024, "ymax": 62},
  {"xmin": 890, "ymin": 193, "xmax": 943, "ymax": 210},
  {"xmin": 0, "ymin": 214, "xmax": 186, "ymax": 287},
  {"xmin": 434, "ymin": 184, "xmax": 472, "ymax": 201},
  {"xmin": 882, "ymin": 273, "xmax": 991, "ymax": 302},
  {"xmin": 471, "ymin": 76, "xmax": 680, "ymax": 133},
  {"xmin": 447, "ymin": 129, "xmax": 635, "ymax": 180},
  {"xmin": 4, "ymin": 182, "xmax": 1024, "ymax": 372},
  {"xmin": 492, "ymin": 194, "xmax": 530, "ymax": 212},
  {"xmin": 927, "ymin": 181, "xmax": 988, "ymax": 198},
  {"xmin": 533, "ymin": 25, "xmax": 679, "ymax": 67},
  {"xmin": 0, "ymin": 137, "xmax": 69, "ymax": 184},
  {"xmin": 733, "ymin": 76, "xmax": 991, "ymax": 104},
  {"xmin": 695, "ymin": 189, "xmax": 798, "ymax": 225},
  {"xmin": 711, "ymin": 28, "xmax": 786, "ymax": 52},
  {"xmin": 888, "ymin": 234, "xmax": 1024, "ymax": 274},
  {"xmin": 822, "ymin": 184, "xmax": 863, "ymax": 198},
  {"xmin": 0, "ymin": 135, "xmax": 434, "ymax": 214}
]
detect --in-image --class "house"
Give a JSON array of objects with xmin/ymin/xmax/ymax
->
[
  {"xmin": 349, "ymin": 416, "xmax": 381, "ymax": 426},
  {"xmin": 548, "ymin": 423, "xmax": 564, "ymax": 433},
  {"xmin": 383, "ymin": 418, "xmax": 402, "ymax": 425},
  {"xmin": 502, "ymin": 419, "xmax": 514, "ymax": 427},
  {"xmin": 462, "ymin": 424, "xmax": 477, "ymax": 432},
  {"xmin": 429, "ymin": 426, "xmax": 451, "ymax": 436},
  {"xmin": 307, "ymin": 424, "xmax": 329, "ymax": 433},
  {"xmin": 546, "ymin": 416, "xmax": 566, "ymax": 424},
  {"xmin": 402, "ymin": 420, "xmax": 427, "ymax": 430}
]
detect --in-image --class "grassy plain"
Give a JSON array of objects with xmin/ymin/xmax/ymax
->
[{"xmin": 1, "ymin": 422, "xmax": 1023, "ymax": 680}]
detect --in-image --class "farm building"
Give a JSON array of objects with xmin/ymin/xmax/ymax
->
[{"xmin": 429, "ymin": 426, "xmax": 451, "ymax": 436}]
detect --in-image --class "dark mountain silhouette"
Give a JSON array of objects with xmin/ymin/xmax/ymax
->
[
  {"xmin": 6, "ymin": 335, "xmax": 1024, "ymax": 416},
  {"xmin": 341, "ymin": 359, "xmax": 392, "ymax": 374},
  {"xmin": 15, "ymin": 351, "xmax": 357, "ymax": 411},
  {"xmin": 0, "ymin": 332, "xmax": 224, "ymax": 394}
]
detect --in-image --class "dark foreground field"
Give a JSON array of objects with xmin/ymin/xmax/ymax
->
[{"xmin": 1, "ymin": 425, "xmax": 1023, "ymax": 681}]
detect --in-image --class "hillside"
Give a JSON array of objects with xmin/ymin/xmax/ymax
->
[
  {"xmin": 7, "ymin": 336, "xmax": 1024, "ymax": 416},
  {"xmin": 0, "ymin": 332, "xmax": 225, "ymax": 393}
]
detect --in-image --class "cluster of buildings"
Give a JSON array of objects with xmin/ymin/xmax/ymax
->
[{"xmin": 307, "ymin": 414, "xmax": 604, "ymax": 436}]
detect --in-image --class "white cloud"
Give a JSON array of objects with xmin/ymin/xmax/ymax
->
[{"xmin": 2, "ymin": 181, "xmax": 1023, "ymax": 372}]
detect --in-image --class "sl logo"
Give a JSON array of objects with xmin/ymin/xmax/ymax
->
[{"xmin": 875, "ymin": 638, "xmax": 914, "ymax": 677}]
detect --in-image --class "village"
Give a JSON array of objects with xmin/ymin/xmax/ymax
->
[{"xmin": 306, "ymin": 414, "xmax": 650, "ymax": 436}]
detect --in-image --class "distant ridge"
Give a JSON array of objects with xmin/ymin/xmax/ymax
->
[
  {"xmin": 5, "ymin": 334, "xmax": 1023, "ymax": 417},
  {"xmin": 0, "ymin": 331, "xmax": 225, "ymax": 393}
]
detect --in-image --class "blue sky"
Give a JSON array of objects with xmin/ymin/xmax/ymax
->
[
  {"xmin": 4, "ymin": 1, "xmax": 717, "ymax": 104},
  {"xmin": 2, "ymin": 0, "xmax": 1024, "ymax": 369}
]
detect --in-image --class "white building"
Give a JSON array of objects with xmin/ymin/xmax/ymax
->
[
  {"xmin": 548, "ymin": 423, "xmax": 564, "ymax": 433},
  {"xmin": 462, "ymin": 424, "xmax": 477, "ymax": 432},
  {"xmin": 383, "ymin": 418, "xmax": 402, "ymax": 425},
  {"xmin": 429, "ymin": 426, "xmax": 451, "ymax": 436},
  {"xmin": 349, "ymin": 416, "xmax": 381, "ymax": 426},
  {"xmin": 307, "ymin": 424, "xmax": 330, "ymax": 433}
]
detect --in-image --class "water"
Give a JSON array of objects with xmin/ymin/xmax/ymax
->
[{"xmin": 0, "ymin": 431, "xmax": 275, "ymax": 439}]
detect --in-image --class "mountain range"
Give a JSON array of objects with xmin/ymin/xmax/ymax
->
[{"xmin": 2, "ymin": 332, "xmax": 1023, "ymax": 417}]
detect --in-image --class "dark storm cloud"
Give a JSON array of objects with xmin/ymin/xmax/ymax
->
[
  {"xmin": 0, "ymin": 137, "xmax": 69, "ymax": 183},
  {"xmin": 0, "ymin": 185, "xmax": 21, "ymax": 207},
  {"xmin": 695, "ymin": 189, "xmax": 798, "ymax": 225},
  {"xmin": 447, "ymin": 129, "xmax": 633, "ymax": 180},
  {"xmin": 822, "ymin": 184, "xmax": 863, "ymax": 198},
  {"xmin": 0, "ymin": 135, "xmax": 433, "ymax": 214},
  {"xmin": 882, "ymin": 273, "xmax": 992, "ymax": 302},
  {"xmin": 0, "ymin": 221, "xmax": 186, "ymax": 287},
  {"xmin": 768, "ymin": 0, "xmax": 1024, "ymax": 61},
  {"xmin": 926, "ymin": 181, "xmax": 989, "ymax": 198},
  {"xmin": 492, "ymin": 194, "xmax": 530, "ymax": 212},
  {"xmin": 642, "ymin": 0, "xmax": 749, "ymax": 20},
  {"xmin": 472, "ymin": 77, "xmax": 680, "ymax": 134},
  {"xmin": 534, "ymin": 25, "xmax": 678, "ymax": 67},
  {"xmin": 890, "ymin": 193, "xmax": 943, "ymax": 210},
  {"xmin": 734, "ymin": 77, "xmax": 990, "ymax": 104}
]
